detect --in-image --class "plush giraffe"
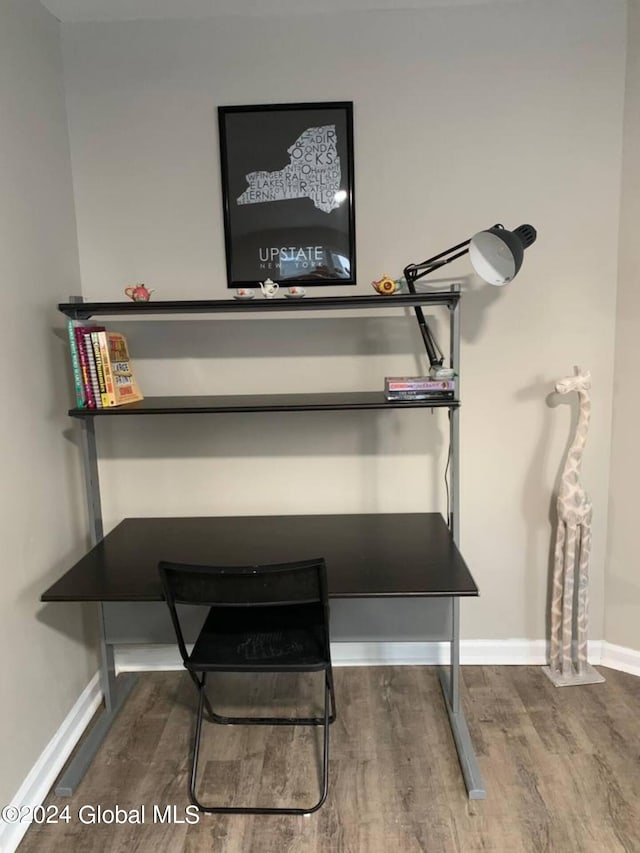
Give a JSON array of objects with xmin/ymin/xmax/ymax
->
[{"xmin": 543, "ymin": 366, "xmax": 605, "ymax": 687}]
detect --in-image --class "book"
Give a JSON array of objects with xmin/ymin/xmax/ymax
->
[
  {"xmin": 385, "ymin": 390, "xmax": 454, "ymax": 401},
  {"xmin": 74, "ymin": 325, "xmax": 96, "ymax": 408},
  {"xmin": 90, "ymin": 330, "xmax": 109, "ymax": 408},
  {"xmin": 66, "ymin": 319, "xmax": 85, "ymax": 407},
  {"xmin": 106, "ymin": 332, "xmax": 144, "ymax": 406},
  {"xmin": 385, "ymin": 376, "xmax": 456, "ymax": 394},
  {"xmin": 96, "ymin": 330, "xmax": 116, "ymax": 407},
  {"xmin": 82, "ymin": 327, "xmax": 105, "ymax": 408}
]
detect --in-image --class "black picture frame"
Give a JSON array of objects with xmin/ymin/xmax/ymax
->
[{"xmin": 218, "ymin": 101, "xmax": 356, "ymax": 288}]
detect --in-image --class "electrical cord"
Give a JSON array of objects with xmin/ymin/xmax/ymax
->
[{"xmin": 445, "ymin": 410, "xmax": 452, "ymax": 527}]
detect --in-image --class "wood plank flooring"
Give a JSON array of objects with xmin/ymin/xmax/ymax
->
[{"xmin": 18, "ymin": 666, "xmax": 640, "ymax": 853}]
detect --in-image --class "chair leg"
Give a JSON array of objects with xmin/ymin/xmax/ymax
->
[
  {"xmin": 316, "ymin": 673, "xmax": 331, "ymax": 807},
  {"xmin": 189, "ymin": 673, "xmax": 331, "ymax": 815},
  {"xmin": 189, "ymin": 684, "xmax": 206, "ymax": 807},
  {"xmin": 187, "ymin": 670, "xmax": 215, "ymax": 720},
  {"xmin": 327, "ymin": 664, "xmax": 337, "ymax": 724}
]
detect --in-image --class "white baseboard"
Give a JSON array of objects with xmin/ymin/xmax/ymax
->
[
  {"xmin": 0, "ymin": 673, "xmax": 102, "ymax": 853},
  {"xmin": 5, "ymin": 638, "xmax": 638, "ymax": 853},
  {"xmin": 600, "ymin": 641, "xmax": 640, "ymax": 677}
]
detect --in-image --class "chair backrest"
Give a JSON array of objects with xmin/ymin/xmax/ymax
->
[
  {"xmin": 158, "ymin": 558, "xmax": 330, "ymax": 663},
  {"xmin": 159, "ymin": 557, "xmax": 328, "ymax": 607}
]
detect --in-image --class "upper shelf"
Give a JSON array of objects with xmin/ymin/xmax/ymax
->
[{"xmin": 58, "ymin": 291, "xmax": 460, "ymax": 319}]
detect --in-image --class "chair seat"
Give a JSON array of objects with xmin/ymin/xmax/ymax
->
[{"xmin": 188, "ymin": 603, "xmax": 330, "ymax": 672}]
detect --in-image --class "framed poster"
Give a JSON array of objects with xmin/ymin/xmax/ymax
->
[{"xmin": 218, "ymin": 101, "xmax": 356, "ymax": 288}]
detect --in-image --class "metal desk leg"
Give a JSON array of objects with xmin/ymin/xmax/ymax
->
[
  {"xmin": 438, "ymin": 596, "xmax": 486, "ymax": 800},
  {"xmin": 55, "ymin": 415, "xmax": 138, "ymax": 796},
  {"xmin": 55, "ymin": 647, "xmax": 137, "ymax": 797},
  {"xmin": 441, "ymin": 298, "xmax": 485, "ymax": 799}
]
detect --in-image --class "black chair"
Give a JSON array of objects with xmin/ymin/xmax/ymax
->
[{"xmin": 158, "ymin": 557, "xmax": 337, "ymax": 815}]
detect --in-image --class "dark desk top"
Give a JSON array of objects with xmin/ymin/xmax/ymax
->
[{"xmin": 41, "ymin": 514, "xmax": 478, "ymax": 602}]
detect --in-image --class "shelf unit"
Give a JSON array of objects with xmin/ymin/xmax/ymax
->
[
  {"xmin": 53, "ymin": 289, "xmax": 484, "ymax": 800},
  {"xmin": 60, "ymin": 291, "xmax": 461, "ymax": 527},
  {"xmin": 60, "ymin": 294, "xmax": 460, "ymax": 414}
]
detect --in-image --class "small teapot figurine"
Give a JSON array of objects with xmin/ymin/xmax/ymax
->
[
  {"xmin": 124, "ymin": 283, "xmax": 153, "ymax": 302},
  {"xmin": 259, "ymin": 278, "xmax": 279, "ymax": 299},
  {"xmin": 372, "ymin": 275, "xmax": 400, "ymax": 296}
]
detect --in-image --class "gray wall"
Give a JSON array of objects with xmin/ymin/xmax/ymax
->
[
  {"xmin": 61, "ymin": 0, "xmax": 625, "ymax": 643},
  {"xmin": 606, "ymin": 0, "xmax": 640, "ymax": 651},
  {"xmin": 0, "ymin": 0, "xmax": 96, "ymax": 807}
]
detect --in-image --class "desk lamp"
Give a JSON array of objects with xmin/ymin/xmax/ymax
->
[{"xmin": 403, "ymin": 223, "xmax": 537, "ymax": 375}]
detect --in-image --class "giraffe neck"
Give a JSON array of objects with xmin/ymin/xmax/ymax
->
[{"xmin": 563, "ymin": 390, "xmax": 590, "ymax": 477}]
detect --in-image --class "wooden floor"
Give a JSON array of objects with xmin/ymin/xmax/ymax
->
[{"xmin": 19, "ymin": 665, "xmax": 640, "ymax": 853}]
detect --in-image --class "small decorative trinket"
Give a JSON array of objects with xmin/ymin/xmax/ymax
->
[
  {"xmin": 285, "ymin": 286, "xmax": 306, "ymax": 299},
  {"xmin": 372, "ymin": 275, "xmax": 400, "ymax": 295},
  {"xmin": 124, "ymin": 283, "xmax": 153, "ymax": 302},
  {"xmin": 259, "ymin": 278, "xmax": 280, "ymax": 298}
]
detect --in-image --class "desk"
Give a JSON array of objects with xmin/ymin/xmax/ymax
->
[{"xmin": 42, "ymin": 512, "xmax": 485, "ymax": 799}]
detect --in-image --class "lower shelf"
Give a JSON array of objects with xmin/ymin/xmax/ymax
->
[{"xmin": 68, "ymin": 391, "xmax": 459, "ymax": 416}]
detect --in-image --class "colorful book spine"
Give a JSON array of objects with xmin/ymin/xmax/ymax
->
[
  {"xmin": 82, "ymin": 329, "xmax": 102, "ymax": 408},
  {"xmin": 385, "ymin": 377, "xmax": 456, "ymax": 393},
  {"xmin": 385, "ymin": 390, "xmax": 454, "ymax": 401},
  {"xmin": 74, "ymin": 325, "xmax": 96, "ymax": 409},
  {"xmin": 107, "ymin": 332, "xmax": 144, "ymax": 405},
  {"xmin": 66, "ymin": 319, "xmax": 85, "ymax": 407},
  {"xmin": 96, "ymin": 330, "xmax": 116, "ymax": 406},
  {"xmin": 90, "ymin": 331, "xmax": 109, "ymax": 408}
]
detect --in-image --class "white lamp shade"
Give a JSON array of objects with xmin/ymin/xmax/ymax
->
[{"xmin": 469, "ymin": 230, "xmax": 518, "ymax": 286}]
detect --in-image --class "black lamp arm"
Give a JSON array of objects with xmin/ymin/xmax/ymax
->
[
  {"xmin": 403, "ymin": 239, "xmax": 473, "ymax": 368},
  {"xmin": 410, "ymin": 303, "xmax": 443, "ymax": 367},
  {"xmin": 403, "ymin": 240, "xmax": 471, "ymax": 286}
]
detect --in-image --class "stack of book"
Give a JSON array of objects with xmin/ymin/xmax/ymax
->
[
  {"xmin": 66, "ymin": 320, "xmax": 144, "ymax": 409},
  {"xmin": 384, "ymin": 376, "xmax": 456, "ymax": 402}
]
